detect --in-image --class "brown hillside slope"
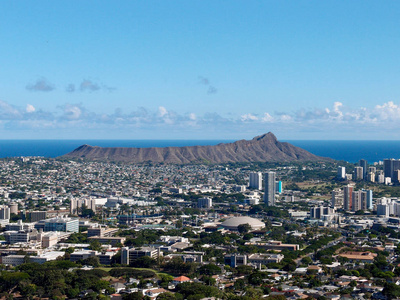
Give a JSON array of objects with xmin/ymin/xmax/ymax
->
[{"xmin": 61, "ymin": 132, "xmax": 331, "ymax": 163}]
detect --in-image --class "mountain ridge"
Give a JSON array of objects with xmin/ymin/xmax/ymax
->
[{"xmin": 61, "ymin": 132, "xmax": 331, "ymax": 163}]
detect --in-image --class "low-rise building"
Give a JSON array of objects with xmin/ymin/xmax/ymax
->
[
  {"xmin": 2, "ymin": 251, "xmax": 64, "ymax": 266},
  {"xmin": 248, "ymin": 253, "xmax": 284, "ymax": 265},
  {"xmin": 4, "ymin": 229, "xmax": 39, "ymax": 244},
  {"xmin": 224, "ymin": 254, "xmax": 247, "ymax": 268},
  {"xmin": 121, "ymin": 247, "xmax": 160, "ymax": 265},
  {"xmin": 87, "ymin": 227, "xmax": 119, "ymax": 238},
  {"xmin": 88, "ymin": 236, "xmax": 126, "ymax": 246},
  {"xmin": 70, "ymin": 250, "xmax": 97, "ymax": 262},
  {"xmin": 245, "ymin": 241, "xmax": 299, "ymax": 251},
  {"xmin": 338, "ymin": 251, "xmax": 377, "ymax": 263},
  {"xmin": 35, "ymin": 217, "xmax": 79, "ymax": 233}
]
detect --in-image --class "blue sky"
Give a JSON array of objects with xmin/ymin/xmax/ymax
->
[{"xmin": 1, "ymin": 1, "xmax": 400, "ymax": 140}]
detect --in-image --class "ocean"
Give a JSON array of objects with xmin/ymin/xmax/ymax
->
[{"xmin": 0, "ymin": 139, "xmax": 399, "ymax": 163}]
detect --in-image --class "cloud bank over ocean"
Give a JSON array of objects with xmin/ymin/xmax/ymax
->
[{"xmin": 0, "ymin": 99, "xmax": 400, "ymax": 139}]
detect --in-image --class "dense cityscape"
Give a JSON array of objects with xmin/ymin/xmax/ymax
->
[
  {"xmin": 3, "ymin": 0, "xmax": 400, "ymax": 299},
  {"xmin": 0, "ymin": 156, "xmax": 400, "ymax": 299}
]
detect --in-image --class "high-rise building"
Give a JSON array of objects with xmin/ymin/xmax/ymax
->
[
  {"xmin": 354, "ymin": 167, "xmax": 364, "ymax": 180},
  {"xmin": 249, "ymin": 172, "xmax": 262, "ymax": 190},
  {"xmin": 331, "ymin": 189, "xmax": 343, "ymax": 208},
  {"xmin": 393, "ymin": 202, "xmax": 400, "ymax": 217},
  {"xmin": 0, "ymin": 206, "xmax": 10, "ymax": 220},
  {"xmin": 29, "ymin": 211, "xmax": 47, "ymax": 222},
  {"xmin": 384, "ymin": 159, "xmax": 400, "ymax": 181},
  {"xmin": 275, "ymin": 181, "xmax": 282, "ymax": 194},
  {"xmin": 70, "ymin": 199, "xmax": 77, "ymax": 215},
  {"xmin": 344, "ymin": 186, "xmax": 373, "ymax": 212},
  {"xmin": 70, "ymin": 198, "xmax": 96, "ymax": 215},
  {"xmin": 8, "ymin": 203, "xmax": 18, "ymax": 215},
  {"xmin": 395, "ymin": 170, "xmax": 400, "ymax": 183},
  {"xmin": 359, "ymin": 159, "xmax": 368, "ymax": 180},
  {"xmin": 377, "ymin": 204, "xmax": 389, "ymax": 217},
  {"xmin": 367, "ymin": 172, "xmax": 375, "ymax": 182},
  {"xmin": 310, "ymin": 206, "xmax": 334, "ymax": 219},
  {"xmin": 343, "ymin": 185, "xmax": 353, "ymax": 211},
  {"xmin": 378, "ymin": 174, "xmax": 385, "ymax": 184},
  {"xmin": 366, "ymin": 190, "xmax": 373, "ymax": 210},
  {"xmin": 352, "ymin": 191, "xmax": 362, "ymax": 212},
  {"xmin": 384, "ymin": 159, "xmax": 392, "ymax": 179},
  {"xmin": 198, "ymin": 197, "xmax": 212, "ymax": 208},
  {"xmin": 337, "ymin": 167, "xmax": 346, "ymax": 179},
  {"xmin": 263, "ymin": 172, "xmax": 276, "ymax": 206}
]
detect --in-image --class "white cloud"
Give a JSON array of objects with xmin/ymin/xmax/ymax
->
[
  {"xmin": 373, "ymin": 101, "xmax": 400, "ymax": 121},
  {"xmin": 158, "ymin": 106, "xmax": 168, "ymax": 117},
  {"xmin": 333, "ymin": 101, "xmax": 343, "ymax": 112},
  {"xmin": 26, "ymin": 104, "xmax": 35, "ymax": 113},
  {"xmin": 1, "ymin": 100, "xmax": 400, "ymax": 138},
  {"xmin": 0, "ymin": 100, "xmax": 23, "ymax": 119},
  {"xmin": 262, "ymin": 113, "xmax": 274, "ymax": 122},
  {"xmin": 280, "ymin": 114, "xmax": 292, "ymax": 121},
  {"xmin": 62, "ymin": 104, "xmax": 82, "ymax": 120},
  {"xmin": 241, "ymin": 113, "xmax": 258, "ymax": 121}
]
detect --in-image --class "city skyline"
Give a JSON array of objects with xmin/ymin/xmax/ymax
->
[{"xmin": 2, "ymin": 1, "xmax": 400, "ymax": 139}]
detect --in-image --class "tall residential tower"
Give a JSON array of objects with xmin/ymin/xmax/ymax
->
[
  {"xmin": 249, "ymin": 172, "xmax": 262, "ymax": 190},
  {"xmin": 263, "ymin": 172, "xmax": 276, "ymax": 206},
  {"xmin": 359, "ymin": 159, "xmax": 368, "ymax": 180}
]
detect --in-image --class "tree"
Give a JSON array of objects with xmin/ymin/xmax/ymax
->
[
  {"xmin": 383, "ymin": 283, "xmax": 400, "ymax": 299},
  {"xmin": 81, "ymin": 256, "xmax": 100, "ymax": 267},
  {"xmin": 282, "ymin": 258, "xmax": 297, "ymax": 272},
  {"xmin": 234, "ymin": 279, "xmax": 245, "ymax": 290},
  {"xmin": 235, "ymin": 265, "xmax": 253, "ymax": 275},
  {"xmin": 66, "ymin": 232, "xmax": 88, "ymax": 243},
  {"xmin": 202, "ymin": 276, "xmax": 216, "ymax": 286},
  {"xmin": 248, "ymin": 272, "xmax": 264, "ymax": 285},
  {"xmin": 123, "ymin": 292, "xmax": 144, "ymax": 300},
  {"xmin": 18, "ymin": 280, "xmax": 37, "ymax": 298},
  {"xmin": 65, "ymin": 247, "xmax": 75, "ymax": 254},
  {"xmin": 130, "ymin": 256, "xmax": 157, "ymax": 268},
  {"xmin": 175, "ymin": 282, "xmax": 222, "ymax": 299},
  {"xmin": 198, "ymin": 264, "xmax": 221, "ymax": 276},
  {"xmin": 238, "ymin": 223, "xmax": 251, "ymax": 234},
  {"xmin": 89, "ymin": 240, "xmax": 102, "ymax": 252},
  {"xmin": 176, "ymin": 219, "xmax": 183, "ymax": 228},
  {"xmin": 243, "ymin": 287, "xmax": 263, "ymax": 299},
  {"xmin": 80, "ymin": 207, "xmax": 95, "ymax": 218},
  {"xmin": 301, "ymin": 256, "xmax": 312, "ymax": 266},
  {"xmin": 156, "ymin": 292, "xmax": 176, "ymax": 300}
]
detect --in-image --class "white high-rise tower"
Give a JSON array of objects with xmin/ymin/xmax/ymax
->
[{"xmin": 249, "ymin": 172, "xmax": 262, "ymax": 190}]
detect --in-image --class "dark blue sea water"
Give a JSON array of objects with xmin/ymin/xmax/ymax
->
[
  {"xmin": 287, "ymin": 140, "xmax": 400, "ymax": 163},
  {"xmin": 0, "ymin": 139, "xmax": 399, "ymax": 163}
]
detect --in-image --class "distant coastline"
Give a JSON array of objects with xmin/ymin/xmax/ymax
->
[{"xmin": 0, "ymin": 139, "xmax": 399, "ymax": 163}]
